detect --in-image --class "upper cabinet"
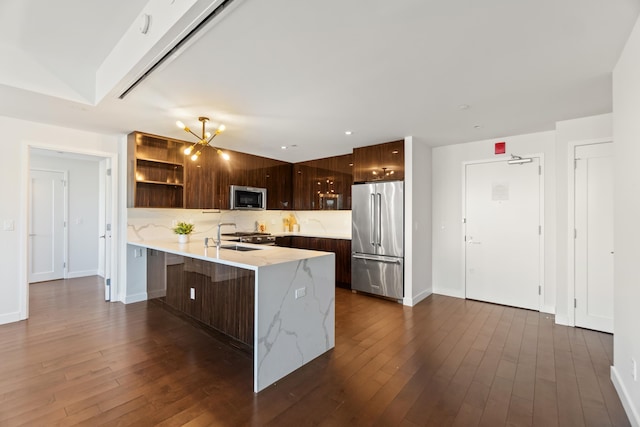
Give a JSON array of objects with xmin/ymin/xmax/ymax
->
[
  {"xmin": 128, "ymin": 131, "xmax": 403, "ymax": 210},
  {"xmin": 223, "ymin": 151, "xmax": 293, "ymax": 210},
  {"xmin": 293, "ymin": 153, "xmax": 353, "ymax": 210},
  {"xmin": 353, "ymin": 139, "xmax": 404, "ymax": 183},
  {"xmin": 128, "ymin": 132, "xmax": 186, "ymax": 208},
  {"xmin": 129, "ymin": 131, "xmax": 291, "ymax": 209},
  {"xmin": 184, "ymin": 145, "xmax": 292, "ymax": 210}
]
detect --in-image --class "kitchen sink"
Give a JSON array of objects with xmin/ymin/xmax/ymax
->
[{"xmin": 219, "ymin": 244, "xmax": 264, "ymax": 252}]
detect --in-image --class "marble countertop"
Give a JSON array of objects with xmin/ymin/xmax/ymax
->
[{"xmin": 128, "ymin": 238, "xmax": 332, "ymax": 271}]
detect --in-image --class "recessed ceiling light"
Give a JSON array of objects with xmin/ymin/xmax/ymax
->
[
  {"xmin": 281, "ymin": 146, "xmax": 287, "ymax": 150},
  {"xmin": 345, "ymin": 131, "xmax": 353, "ymax": 135},
  {"xmin": 473, "ymin": 124, "xmax": 482, "ymax": 129},
  {"xmin": 459, "ymin": 104, "xmax": 470, "ymax": 110}
]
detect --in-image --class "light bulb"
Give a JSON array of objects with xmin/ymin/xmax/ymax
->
[
  {"xmin": 221, "ymin": 152, "xmax": 230, "ymax": 161},
  {"xmin": 205, "ymin": 131, "xmax": 211, "ymax": 139},
  {"xmin": 184, "ymin": 146, "xmax": 193, "ymax": 155},
  {"xmin": 191, "ymin": 151, "xmax": 201, "ymax": 161},
  {"xmin": 218, "ymin": 124, "xmax": 226, "ymax": 132},
  {"xmin": 176, "ymin": 120, "xmax": 186, "ymax": 129}
]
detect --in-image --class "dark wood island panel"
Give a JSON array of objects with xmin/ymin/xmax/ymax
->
[{"xmin": 165, "ymin": 256, "xmax": 255, "ymax": 347}]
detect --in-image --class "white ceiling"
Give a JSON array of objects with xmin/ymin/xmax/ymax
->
[{"xmin": 1, "ymin": 0, "xmax": 638, "ymax": 162}]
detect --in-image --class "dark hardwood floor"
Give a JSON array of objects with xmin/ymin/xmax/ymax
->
[{"xmin": 0, "ymin": 277, "xmax": 629, "ymax": 426}]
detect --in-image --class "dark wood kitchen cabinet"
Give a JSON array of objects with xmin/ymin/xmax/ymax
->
[
  {"xmin": 226, "ymin": 151, "xmax": 293, "ymax": 210},
  {"xmin": 128, "ymin": 132, "xmax": 186, "ymax": 208},
  {"xmin": 165, "ymin": 256, "xmax": 255, "ymax": 347},
  {"xmin": 275, "ymin": 236, "xmax": 351, "ymax": 288},
  {"xmin": 292, "ymin": 153, "xmax": 353, "ymax": 210},
  {"xmin": 353, "ymin": 139, "xmax": 404, "ymax": 183},
  {"xmin": 185, "ymin": 147, "xmax": 292, "ymax": 210}
]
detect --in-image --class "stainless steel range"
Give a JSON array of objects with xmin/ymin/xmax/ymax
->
[{"xmin": 221, "ymin": 232, "xmax": 276, "ymax": 245}]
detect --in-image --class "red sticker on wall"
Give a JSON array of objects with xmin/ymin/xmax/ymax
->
[{"xmin": 495, "ymin": 142, "xmax": 506, "ymax": 155}]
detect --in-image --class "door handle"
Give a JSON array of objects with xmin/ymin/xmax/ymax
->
[
  {"xmin": 29, "ymin": 234, "xmax": 36, "ymax": 237},
  {"xmin": 99, "ymin": 235, "xmax": 106, "ymax": 239},
  {"xmin": 467, "ymin": 236, "xmax": 481, "ymax": 244},
  {"xmin": 376, "ymin": 193, "xmax": 382, "ymax": 246},
  {"xmin": 353, "ymin": 254, "xmax": 402, "ymax": 264},
  {"xmin": 370, "ymin": 193, "xmax": 375, "ymax": 247}
]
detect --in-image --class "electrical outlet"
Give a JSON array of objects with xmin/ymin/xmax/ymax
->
[
  {"xmin": 295, "ymin": 287, "xmax": 306, "ymax": 299},
  {"xmin": 632, "ymin": 358, "xmax": 637, "ymax": 381},
  {"xmin": 190, "ymin": 288, "xmax": 196, "ymax": 300}
]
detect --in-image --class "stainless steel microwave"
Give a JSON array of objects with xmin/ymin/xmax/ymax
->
[{"xmin": 230, "ymin": 185, "xmax": 266, "ymax": 210}]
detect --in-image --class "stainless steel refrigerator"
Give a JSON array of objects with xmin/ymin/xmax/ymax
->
[{"xmin": 351, "ymin": 180, "xmax": 404, "ymax": 299}]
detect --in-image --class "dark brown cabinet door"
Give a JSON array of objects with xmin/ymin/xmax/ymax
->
[
  {"xmin": 184, "ymin": 144, "xmax": 220, "ymax": 209},
  {"xmin": 292, "ymin": 153, "xmax": 353, "ymax": 210},
  {"xmin": 353, "ymin": 140, "xmax": 404, "ymax": 183},
  {"xmin": 265, "ymin": 163, "xmax": 293, "ymax": 210}
]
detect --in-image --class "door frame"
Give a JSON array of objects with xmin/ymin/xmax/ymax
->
[
  {"xmin": 20, "ymin": 143, "xmax": 119, "ymax": 321},
  {"xmin": 567, "ymin": 138, "xmax": 613, "ymax": 327},
  {"xmin": 28, "ymin": 168, "xmax": 69, "ymax": 282},
  {"xmin": 461, "ymin": 153, "xmax": 545, "ymax": 311}
]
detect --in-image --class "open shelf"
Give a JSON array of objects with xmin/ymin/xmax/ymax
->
[{"xmin": 129, "ymin": 132, "xmax": 187, "ymax": 208}]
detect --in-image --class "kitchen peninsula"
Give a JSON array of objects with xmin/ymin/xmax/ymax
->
[{"xmin": 126, "ymin": 238, "xmax": 335, "ymax": 393}]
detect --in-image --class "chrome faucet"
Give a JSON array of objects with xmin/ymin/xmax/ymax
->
[{"xmin": 209, "ymin": 222, "xmax": 236, "ymax": 249}]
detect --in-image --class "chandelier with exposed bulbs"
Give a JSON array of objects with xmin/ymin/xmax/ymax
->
[{"xmin": 176, "ymin": 116, "xmax": 229, "ymax": 161}]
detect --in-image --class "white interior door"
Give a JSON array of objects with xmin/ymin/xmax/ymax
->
[
  {"xmin": 465, "ymin": 158, "xmax": 541, "ymax": 311},
  {"xmin": 104, "ymin": 161, "xmax": 113, "ymax": 301},
  {"xmin": 574, "ymin": 143, "xmax": 614, "ymax": 332},
  {"xmin": 29, "ymin": 170, "xmax": 66, "ymax": 283}
]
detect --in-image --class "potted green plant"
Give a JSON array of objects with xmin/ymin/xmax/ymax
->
[{"xmin": 173, "ymin": 221, "xmax": 194, "ymax": 244}]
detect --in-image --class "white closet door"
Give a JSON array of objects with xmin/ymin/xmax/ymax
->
[
  {"xmin": 29, "ymin": 170, "xmax": 65, "ymax": 283},
  {"xmin": 575, "ymin": 143, "xmax": 614, "ymax": 333}
]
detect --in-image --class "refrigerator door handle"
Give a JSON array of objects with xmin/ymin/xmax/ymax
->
[
  {"xmin": 353, "ymin": 253, "xmax": 402, "ymax": 264},
  {"xmin": 370, "ymin": 193, "xmax": 376, "ymax": 247},
  {"xmin": 376, "ymin": 193, "xmax": 382, "ymax": 246}
]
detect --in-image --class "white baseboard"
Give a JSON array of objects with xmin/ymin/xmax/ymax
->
[
  {"xmin": 611, "ymin": 366, "xmax": 640, "ymax": 427},
  {"xmin": 66, "ymin": 269, "xmax": 99, "ymax": 279},
  {"xmin": 403, "ymin": 288, "xmax": 432, "ymax": 307},
  {"xmin": 0, "ymin": 311, "xmax": 22, "ymax": 325},
  {"xmin": 555, "ymin": 314, "xmax": 571, "ymax": 326},
  {"xmin": 147, "ymin": 289, "xmax": 166, "ymax": 299},
  {"xmin": 124, "ymin": 292, "xmax": 148, "ymax": 304},
  {"xmin": 542, "ymin": 305, "xmax": 555, "ymax": 315},
  {"xmin": 432, "ymin": 288, "xmax": 465, "ymax": 299}
]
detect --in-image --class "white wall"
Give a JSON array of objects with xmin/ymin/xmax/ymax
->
[
  {"xmin": 554, "ymin": 114, "xmax": 612, "ymax": 326},
  {"xmin": 30, "ymin": 154, "xmax": 101, "ymax": 278},
  {"xmin": 404, "ymin": 136, "xmax": 432, "ymax": 306},
  {"xmin": 0, "ymin": 115, "xmax": 119, "ymax": 325},
  {"xmin": 611, "ymin": 15, "xmax": 640, "ymax": 426},
  {"xmin": 431, "ymin": 131, "xmax": 557, "ymax": 313}
]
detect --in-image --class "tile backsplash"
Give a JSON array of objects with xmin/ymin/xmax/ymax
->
[{"xmin": 127, "ymin": 208, "xmax": 351, "ymax": 242}]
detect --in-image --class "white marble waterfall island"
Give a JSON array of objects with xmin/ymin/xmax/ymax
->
[{"xmin": 126, "ymin": 239, "xmax": 335, "ymax": 392}]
